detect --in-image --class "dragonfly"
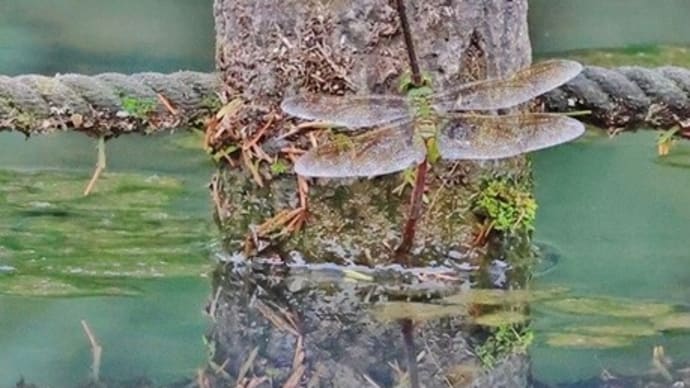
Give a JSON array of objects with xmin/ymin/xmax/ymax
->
[{"xmin": 281, "ymin": 59, "xmax": 585, "ymax": 178}]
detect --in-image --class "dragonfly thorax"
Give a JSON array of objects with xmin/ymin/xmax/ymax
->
[{"xmin": 407, "ymin": 86, "xmax": 437, "ymax": 140}]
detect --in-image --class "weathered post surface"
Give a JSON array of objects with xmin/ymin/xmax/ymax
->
[
  {"xmin": 212, "ymin": 0, "xmax": 533, "ymax": 263},
  {"xmin": 206, "ymin": 0, "xmax": 536, "ymax": 387}
]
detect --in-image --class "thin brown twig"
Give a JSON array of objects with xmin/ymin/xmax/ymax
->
[
  {"xmin": 83, "ymin": 136, "xmax": 106, "ymax": 196},
  {"xmin": 157, "ymin": 93, "xmax": 179, "ymax": 115},
  {"xmin": 210, "ymin": 174, "xmax": 228, "ymax": 222},
  {"xmin": 197, "ymin": 369, "xmax": 211, "ymax": 388},
  {"xmin": 246, "ymin": 377, "xmax": 269, "ymax": 388},
  {"xmin": 254, "ymin": 299, "xmax": 300, "ymax": 337},
  {"xmin": 281, "ymin": 146, "xmax": 306, "ymax": 156},
  {"xmin": 242, "ymin": 149, "xmax": 264, "ymax": 187},
  {"xmin": 278, "ymin": 122, "xmax": 330, "ymax": 140},
  {"xmin": 243, "ymin": 116, "xmax": 274, "ymax": 150},
  {"xmin": 283, "ymin": 336, "xmax": 306, "ymax": 388},
  {"xmin": 237, "ymin": 347, "xmax": 259, "ymax": 383},
  {"xmin": 80, "ymin": 320, "xmax": 102, "ymax": 382},
  {"xmin": 207, "ymin": 285, "xmax": 223, "ymax": 320},
  {"xmin": 83, "ymin": 164, "xmax": 104, "ymax": 196},
  {"xmin": 362, "ymin": 373, "xmax": 383, "ymax": 388},
  {"xmin": 251, "ymin": 144, "xmax": 273, "ymax": 162}
]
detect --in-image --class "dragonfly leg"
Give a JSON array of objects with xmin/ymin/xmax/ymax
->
[
  {"xmin": 392, "ymin": 168, "xmax": 430, "ymax": 204},
  {"xmin": 392, "ymin": 168, "xmax": 417, "ymax": 196}
]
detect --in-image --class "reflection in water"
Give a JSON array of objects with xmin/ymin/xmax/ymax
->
[{"xmin": 202, "ymin": 255, "xmax": 533, "ymax": 387}]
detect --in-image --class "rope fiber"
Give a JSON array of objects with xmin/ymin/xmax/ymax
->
[
  {"xmin": 542, "ymin": 65, "xmax": 690, "ymax": 132},
  {"xmin": 2, "ymin": 66, "xmax": 690, "ymax": 137},
  {"xmin": 0, "ymin": 71, "xmax": 220, "ymax": 137}
]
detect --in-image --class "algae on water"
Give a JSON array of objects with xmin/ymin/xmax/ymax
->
[{"xmin": 0, "ymin": 169, "xmax": 213, "ymax": 296}]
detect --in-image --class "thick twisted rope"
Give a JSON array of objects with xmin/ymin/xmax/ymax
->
[
  {"xmin": 2, "ymin": 66, "xmax": 690, "ymax": 137},
  {"xmin": 541, "ymin": 65, "xmax": 690, "ymax": 132},
  {"xmin": 0, "ymin": 71, "xmax": 220, "ymax": 137}
]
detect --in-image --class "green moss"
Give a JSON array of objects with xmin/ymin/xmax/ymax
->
[
  {"xmin": 14, "ymin": 112, "xmax": 37, "ymax": 129},
  {"xmin": 270, "ymin": 159, "xmax": 289, "ymax": 176},
  {"xmin": 120, "ymin": 95, "xmax": 156, "ymax": 119},
  {"xmin": 475, "ymin": 324, "xmax": 533, "ymax": 369},
  {"xmin": 200, "ymin": 95, "xmax": 223, "ymax": 112},
  {"xmin": 471, "ymin": 178, "xmax": 537, "ymax": 232},
  {"xmin": 0, "ymin": 97, "xmax": 12, "ymax": 112}
]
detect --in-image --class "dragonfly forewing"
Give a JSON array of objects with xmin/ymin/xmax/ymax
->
[
  {"xmin": 437, "ymin": 113, "xmax": 585, "ymax": 160},
  {"xmin": 281, "ymin": 94, "xmax": 411, "ymax": 129},
  {"xmin": 433, "ymin": 60, "xmax": 583, "ymax": 112},
  {"xmin": 294, "ymin": 121, "xmax": 426, "ymax": 178}
]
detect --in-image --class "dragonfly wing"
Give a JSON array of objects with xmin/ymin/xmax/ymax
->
[
  {"xmin": 295, "ymin": 121, "xmax": 426, "ymax": 178},
  {"xmin": 434, "ymin": 60, "xmax": 583, "ymax": 111},
  {"xmin": 437, "ymin": 113, "xmax": 585, "ymax": 160},
  {"xmin": 281, "ymin": 94, "xmax": 410, "ymax": 129}
]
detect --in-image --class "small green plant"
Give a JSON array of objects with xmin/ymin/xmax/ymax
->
[
  {"xmin": 200, "ymin": 95, "xmax": 223, "ymax": 112},
  {"xmin": 270, "ymin": 159, "xmax": 288, "ymax": 175},
  {"xmin": 656, "ymin": 126, "xmax": 680, "ymax": 156},
  {"xmin": 472, "ymin": 179, "xmax": 537, "ymax": 232},
  {"xmin": 120, "ymin": 96, "xmax": 156, "ymax": 119},
  {"xmin": 475, "ymin": 324, "xmax": 534, "ymax": 369}
]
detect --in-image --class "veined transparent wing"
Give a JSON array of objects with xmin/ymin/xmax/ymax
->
[
  {"xmin": 294, "ymin": 120, "xmax": 426, "ymax": 178},
  {"xmin": 433, "ymin": 60, "xmax": 583, "ymax": 112},
  {"xmin": 281, "ymin": 94, "xmax": 410, "ymax": 129},
  {"xmin": 437, "ymin": 113, "xmax": 585, "ymax": 160}
]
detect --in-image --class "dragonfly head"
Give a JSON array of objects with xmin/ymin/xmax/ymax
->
[{"xmin": 398, "ymin": 71, "xmax": 433, "ymax": 93}]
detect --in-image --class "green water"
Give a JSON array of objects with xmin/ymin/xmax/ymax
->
[
  {"xmin": 0, "ymin": 2, "xmax": 217, "ymax": 385},
  {"xmin": 0, "ymin": 132, "xmax": 216, "ymax": 386},
  {"xmin": 531, "ymin": 133, "xmax": 690, "ymax": 383},
  {"xmin": 0, "ymin": 278, "xmax": 209, "ymax": 386},
  {"xmin": 0, "ymin": 0, "xmax": 214, "ymax": 75},
  {"xmin": 2, "ymin": 1, "xmax": 690, "ymax": 386},
  {"xmin": 530, "ymin": 0, "xmax": 690, "ymax": 54}
]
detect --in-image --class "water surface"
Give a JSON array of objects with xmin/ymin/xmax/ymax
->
[
  {"xmin": 2, "ymin": 1, "xmax": 690, "ymax": 386},
  {"xmin": 532, "ymin": 132, "xmax": 690, "ymax": 384}
]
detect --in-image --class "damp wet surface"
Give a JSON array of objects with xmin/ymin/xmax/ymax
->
[{"xmin": 2, "ymin": 1, "xmax": 690, "ymax": 387}]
